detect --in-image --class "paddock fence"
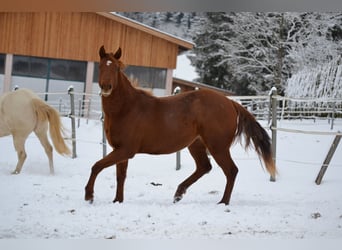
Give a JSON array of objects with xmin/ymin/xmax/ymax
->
[
  {"xmin": 29, "ymin": 86, "xmax": 342, "ymax": 183},
  {"xmin": 233, "ymin": 88, "xmax": 341, "ymax": 184}
]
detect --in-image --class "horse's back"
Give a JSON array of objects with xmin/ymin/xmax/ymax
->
[
  {"xmin": 166, "ymin": 89, "xmax": 237, "ymax": 127},
  {"xmin": 138, "ymin": 89, "xmax": 238, "ymax": 152},
  {"xmin": 0, "ymin": 89, "xmax": 39, "ymax": 134}
]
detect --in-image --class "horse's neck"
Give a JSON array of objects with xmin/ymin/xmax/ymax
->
[{"xmin": 102, "ymin": 73, "xmax": 139, "ymax": 115}]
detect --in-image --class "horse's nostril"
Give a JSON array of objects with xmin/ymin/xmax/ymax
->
[{"xmin": 100, "ymin": 83, "xmax": 112, "ymax": 90}]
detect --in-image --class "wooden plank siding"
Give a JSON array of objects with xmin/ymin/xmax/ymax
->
[{"xmin": 0, "ymin": 12, "xmax": 191, "ymax": 69}]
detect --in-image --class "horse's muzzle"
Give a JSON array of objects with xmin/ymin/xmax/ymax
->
[
  {"xmin": 101, "ymin": 90, "xmax": 112, "ymax": 97},
  {"xmin": 100, "ymin": 84, "xmax": 112, "ymax": 97}
]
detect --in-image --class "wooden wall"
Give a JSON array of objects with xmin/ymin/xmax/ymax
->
[{"xmin": 0, "ymin": 12, "xmax": 179, "ymax": 68}]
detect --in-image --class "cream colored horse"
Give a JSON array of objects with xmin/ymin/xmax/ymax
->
[{"xmin": 0, "ymin": 89, "xmax": 71, "ymax": 174}]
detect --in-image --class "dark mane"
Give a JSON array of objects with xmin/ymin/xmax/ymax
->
[{"xmin": 125, "ymin": 73, "xmax": 154, "ymax": 97}]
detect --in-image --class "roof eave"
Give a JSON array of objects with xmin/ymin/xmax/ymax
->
[{"xmin": 96, "ymin": 12, "xmax": 194, "ymax": 53}]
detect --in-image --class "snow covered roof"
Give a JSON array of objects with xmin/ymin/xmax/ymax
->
[
  {"xmin": 97, "ymin": 12, "xmax": 194, "ymax": 54},
  {"xmin": 173, "ymin": 77, "xmax": 234, "ymax": 96}
]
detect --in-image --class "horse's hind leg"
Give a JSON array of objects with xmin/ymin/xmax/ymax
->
[
  {"xmin": 174, "ymin": 138, "xmax": 212, "ymax": 203},
  {"xmin": 11, "ymin": 134, "xmax": 29, "ymax": 174},
  {"xmin": 34, "ymin": 123, "xmax": 54, "ymax": 174},
  {"xmin": 209, "ymin": 150, "xmax": 238, "ymax": 205}
]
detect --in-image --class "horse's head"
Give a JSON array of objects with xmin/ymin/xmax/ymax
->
[{"xmin": 98, "ymin": 46, "xmax": 123, "ymax": 97}]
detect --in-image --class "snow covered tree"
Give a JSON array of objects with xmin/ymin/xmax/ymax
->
[
  {"xmin": 224, "ymin": 12, "xmax": 287, "ymax": 94},
  {"xmin": 284, "ymin": 13, "xmax": 342, "ymax": 73},
  {"xmin": 118, "ymin": 12, "xmax": 200, "ymax": 40},
  {"xmin": 190, "ymin": 12, "xmax": 288, "ymax": 95},
  {"xmin": 286, "ymin": 55, "xmax": 342, "ymax": 98},
  {"xmin": 284, "ymin": 13, "xmax": 342, "ymax": 98},
  {"xmin": 191, "ymin": 12, "xmax": 342, "ymax": 96},
  {"xmin": 117, "ymin": 12, "xmax": 342, "ymax": 97}
]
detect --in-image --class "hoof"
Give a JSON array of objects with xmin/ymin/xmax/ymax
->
[
  {"xmin": 173, "ymin": 195, "xmax": 183, "ymax": 203},
  {"xmin": 85, "ymin": 196, "xmax": 94, "ymax": 204},
  {"xmin": 217, "ymin": 200, "xmax": 229, "ymax": 206},
  {"xmin": 113, "ymin": 197, "xmax": 123, "ymax": 203},
  {"xmin": 85, "ymin": 193, "xmax": 94, "ymax": 204},
  {"xmin": 11, "ymin": 170, "xmax": 20, "ymax": 175}
]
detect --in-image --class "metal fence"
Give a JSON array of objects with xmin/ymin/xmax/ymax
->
[
  {"xmin": 231, "ymin": 93, "xmax": 342, "ymax": 126},
  {"xmin": 43, "ymin": 86, "xmax": 342, "ymax": 129},
  {"xmin": 38, "ymin": 86, "xmax": 342, "ymax": 182}
]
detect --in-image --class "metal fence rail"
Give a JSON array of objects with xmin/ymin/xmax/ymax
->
[
  {"xmin": 34, "ymin": 86, "xmax": 342, "ymax": 182},
  {"xmin": 43, "ymin": 87, "xmax": 342, "ymax": 129}
]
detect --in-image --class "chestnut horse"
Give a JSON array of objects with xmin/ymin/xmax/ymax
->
[
  {"xmin": 0, "ymin": 88, "xmax": 70, "ymax": 174},
  {"xmin": 85, "ymin": 46, "xmax": 276, "ymax": 205}
]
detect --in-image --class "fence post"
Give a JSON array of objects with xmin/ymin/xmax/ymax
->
[
  {"xmin": 78, "ymin": 99, "xmax": 82, "ymax": 128},
  {"xmin": 330, "ymin": 101, "xmax": 336, "ymax": 130},
  {"xmin": 269, "ymin": 87, "xmax": 277, "ymax": 182},
  {"xmin": 101, "ymin": 112, "xmax": 107, "ymax": 158},
  {"xmin": 68, "ymin": 86, "xmax": 77, "ymax": 158},
  {"xmin": 86, "ymin": 98, "xmax": 91, "ymax": 124},
  {"xmin": 315, "ymin": 132, "xmax": 341, "ymax": 185},
  {"xmin": 268, "ymin": 94, "xmax": 272, "ymax": 124},
  {"xmin": 176, "ymin": 149, "xmax": 181, "ymax": 171},
  {"xmin": 173, "ymin": 86, "xmax": 181, "ymax": 170},
  {"xmin": 58, "ymin": 98, "xmax": 62, "ymax": 113}
]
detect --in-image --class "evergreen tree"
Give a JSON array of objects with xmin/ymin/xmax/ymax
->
[
  {"xmin": 189, "ymin": 13, "xmax": 236, "ymax": 90},
  {"xmin": 118, "ymin": 12, "xmax": 199, "ymax": 40}
]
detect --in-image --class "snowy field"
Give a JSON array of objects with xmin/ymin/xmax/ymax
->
[
  {"xmin": 1, "ymin": 55, "xmax": 342, "ymax": 248},
  {"xmin": 0, "ymin": 117, "xmax": 341, "ymax": 240}
]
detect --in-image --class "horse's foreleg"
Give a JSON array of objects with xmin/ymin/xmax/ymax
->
[
  {"xmin": 174, "ymin": 139, "xmax": 212, "ymax": 203},
  {"xmin": 85, "ymin": 149, "xmax": 133, "ymax": 203},
  {"xmin": 11, "ymin": 135, "xmax": 28, "ymax": 174},
  {"xmin": 113, "ymin": 160, "xmax": 128, "ymax": 203}
]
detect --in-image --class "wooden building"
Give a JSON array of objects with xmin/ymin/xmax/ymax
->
[
  {"xmin": 172, "ymin": 77, "xmax": 233, "ymax": 96},
  {"xmin": 0, "ymin": 12, "xmax": 193, "ymax": 97}
]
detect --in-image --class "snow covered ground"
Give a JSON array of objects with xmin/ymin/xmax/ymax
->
[
  {"xmin": 1, "ymin": 55, "xmax": 341, "ymax": 246},
  {"xmin": 0, "ymin": 117, "xmax": 341, "ymax": 240}
]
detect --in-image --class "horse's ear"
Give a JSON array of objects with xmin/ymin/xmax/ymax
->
[
  {"xmin": 114, "ymin": 47, "xmax": 122, "ymax": 60},
  {"xmin": 99, "ymin": 46, "xmax": 106, "ymax": 59}
]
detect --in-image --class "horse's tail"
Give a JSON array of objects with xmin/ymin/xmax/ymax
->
[
  {"xmin": 232, "ymin": 100, "xmax": 277, "ymax": 180},
  {"xmin": 31, "ymin": 98, "xmax": 71, "ymax": 156}
]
